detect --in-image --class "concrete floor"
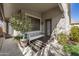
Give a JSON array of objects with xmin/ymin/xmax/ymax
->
[{"xmin": 0, "ymin": 38, "xmax": 23, "ymax": 56}]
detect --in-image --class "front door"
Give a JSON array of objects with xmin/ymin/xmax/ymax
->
[{"xmin": 45, "ymin": 19, "xmax": 52, "ymax": 36}]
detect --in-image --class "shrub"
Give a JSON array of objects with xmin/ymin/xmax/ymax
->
[
  {"xmin": 64, "ymin": 44, "xmax": 79, "ymax": 56},
  {"xmin": 70, "ymin": 26, "xmax": 79, "ymax": 42},
  {"xmin": 57, "ymin": 33, "xmax": 68, "ymax": 45}
]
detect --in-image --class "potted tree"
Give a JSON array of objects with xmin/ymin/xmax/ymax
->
[{"xmin": 10, "ymin": 10, "xmax": 32, "ymax": 48}]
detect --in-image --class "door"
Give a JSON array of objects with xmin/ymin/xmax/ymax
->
[{"xmin": 45, "ymin": 19, "xmax": 52, "ymax": 36}]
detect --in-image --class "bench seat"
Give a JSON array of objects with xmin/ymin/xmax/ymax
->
[{"xmin": 24, "ymin": 31, "xmax": 44, "ymax": 41}]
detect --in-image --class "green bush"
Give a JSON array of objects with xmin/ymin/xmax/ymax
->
[
  {"xmin": 57, "ymin": 33, "xmax": 68, "ymax": 45},
  {"xmin": 70, "ymin": 26, "xmax": 79, "ymax": 42},
  {"xmin": 64, "ymin": 44, "xmax": 79, "ymax": 56}
]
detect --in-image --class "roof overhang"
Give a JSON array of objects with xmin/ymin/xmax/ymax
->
[{"xmin": 3, "ymin": 3, "xmax": 59, "ymax": 18}]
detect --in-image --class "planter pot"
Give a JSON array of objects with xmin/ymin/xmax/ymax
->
[{"xmin": 20, "ymin": 39, "xmax": 29, "ymax": 48}]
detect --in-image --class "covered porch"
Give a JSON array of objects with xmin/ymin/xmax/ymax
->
[
  {"xmin": 2, "ymin": 3, "xmax": 65, "ymax": 40},
  {"xmin": 0, "ymin": 3, "xmax": 69, "ymax": 56}
]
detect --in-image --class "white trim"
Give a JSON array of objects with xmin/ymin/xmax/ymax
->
[
  {"xmin": 25, "ymin": 12, "xmax": 41, "ymax": 19},
  {"xmin": 29, "ymin": 35, "xmax": 44, "ymax": 41}
]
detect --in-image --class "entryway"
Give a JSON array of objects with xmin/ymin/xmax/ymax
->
[{"xmin": 45, "ymin": 19, "xmax": 52, "ymax": 37}]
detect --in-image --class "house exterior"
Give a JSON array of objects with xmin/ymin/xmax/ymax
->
[{"xmin": 0, "ymin": 3, "xmax": 70, "ymax": 39}]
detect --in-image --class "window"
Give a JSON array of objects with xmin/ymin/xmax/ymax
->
[{"xmin": 27, "ymin": 16, "xmax": 40, "ymax": 31}]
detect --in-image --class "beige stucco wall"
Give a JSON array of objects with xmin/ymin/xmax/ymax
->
[{"xmin": 42, "ymin": 6, "xmax": 61, "ymax": 19}]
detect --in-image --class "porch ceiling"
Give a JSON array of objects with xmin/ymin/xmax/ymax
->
[
  {"xmin": 12, "ymin": 3, "xmax": 58, "ymax": 13},
  {"xmin": 3, "ymin": 3, "xmax": 58, "ymax": 18}
]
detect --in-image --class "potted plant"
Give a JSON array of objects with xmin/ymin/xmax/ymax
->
[
  {"xmin": 10, "ymin": 10, "xmax": 32, "ymax": 47},
  {"xmin": 20, "ymin": 33, "xmax": 29, "ymax": 48}
]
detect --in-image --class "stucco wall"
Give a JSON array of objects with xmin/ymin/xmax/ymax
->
[{"xmin": 42, "ymin": 6, "xmax": 62, "ymax": 19}]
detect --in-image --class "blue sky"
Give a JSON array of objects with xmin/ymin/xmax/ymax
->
[{"xmin": 70, "ymin": 3, "xmax": 79, "ymax": 22}]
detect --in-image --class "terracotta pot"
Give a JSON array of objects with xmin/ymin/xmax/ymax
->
[{"xmin": 20, "ymin": 39, "xmax": 29, "ymax": 48}]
